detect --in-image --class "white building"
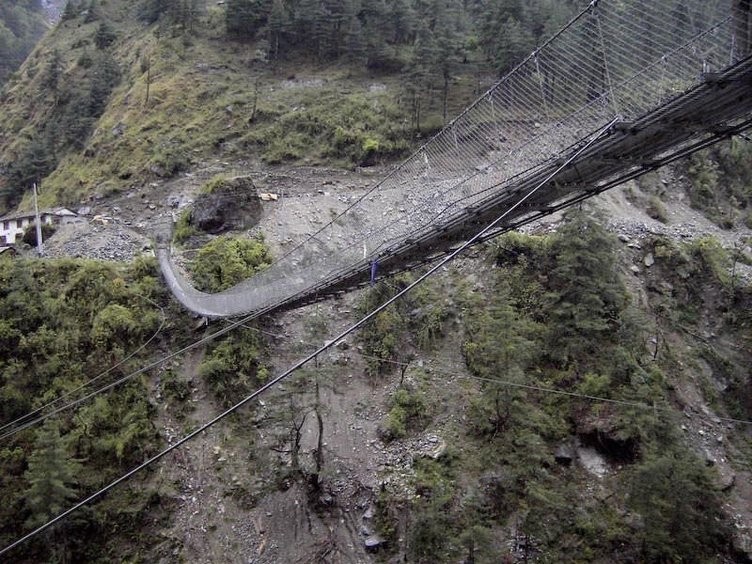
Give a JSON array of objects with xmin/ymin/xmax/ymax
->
[{"xmin": 0, "ymin": 208, "xmax": 78, "ymax": 244}]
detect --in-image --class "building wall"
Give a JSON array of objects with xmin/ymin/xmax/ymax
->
[{"xmin": 0, "ymin": 215, "xmax": 54, "ymax": 244}]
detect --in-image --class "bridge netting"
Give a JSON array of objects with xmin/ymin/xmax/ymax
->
[{"xmin": 158, "ymin": 0, "xmax": 748, "ymax": 318}]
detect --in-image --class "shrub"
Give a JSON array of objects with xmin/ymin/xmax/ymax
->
[
  {"xmin": 172, "ymin": 209, "xmax": 196, "ymax": 245},
  {"xmin": 190, "ymin": 235, "xmax": 271, "ymax": 292},
  {"xmin": 382, "ymin": 387, "xmax": 427, "ymax": 440},
  {"xmin": 645, "ymin": 195, "xmax": 667, "ymax": 223}
]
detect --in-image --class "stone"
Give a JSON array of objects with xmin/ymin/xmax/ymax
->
[
  {"xmin": 191, "ymin": 176, "xmax": 262, "ymax": 234},
  {"xmin": 577, "ymin": 445, "xmax": 608, "ymax": 478},
  {"xmin": 554, "ymin": 443, "xmax": 575, "ymax": 466},
  {"xmin": 716, "ymin": 468, "xmax": 736, "ymax": 491},
  {"xmin": 364, "ymin": 535, "xmax": 386, "ymax": 552},
  {"xmin": 644, "ymin": 253, "xmax": 655, "ymax": 267}
]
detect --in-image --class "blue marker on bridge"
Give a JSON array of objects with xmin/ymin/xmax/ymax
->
[{"xmin": 370, "ymin": 260, "xmax": 379, "ymax": 287}]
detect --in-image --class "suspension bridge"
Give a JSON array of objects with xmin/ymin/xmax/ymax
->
[{"xmin": 158, "ymin": 0, "xmax": 752, "ymax": 318}]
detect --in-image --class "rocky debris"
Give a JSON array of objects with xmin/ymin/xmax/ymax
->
[
  {"xmin": 576, "ymin": 445, "xmax": 609, "ymax": 478},
  {"xmin": 361, "ymin": 503, "xmax": 387, "ymax": 552},
  {"xmin": 190, "ymin": 176, "xmax": 262, "ymax": 234},
  {"xmin": 43, "ymin": 222, "xmax": 152, "ymax": 262},
  {"xmin": 364, "ymin": 535, "xmax": 387, "ymax": 553}
]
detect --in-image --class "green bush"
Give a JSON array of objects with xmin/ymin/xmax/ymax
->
[
  {"xmin": 626, "ymin": 449, "xmax": 730, "ymax": 562},
  {"xmin": 645, "ymin": 195, "xmax": 668, "ymax": 223},
  {"xmin": 383, "ymin": 387, "xmax": 427, "ymax": 440},
  {"xmin": 172, "ymin": 209, "xmax": 196, "ymax": 245},
  {"xmin": 198, "ymin": 327, "xmax": 266, "ymax": 405},
  {"xmin": 190, "ymin": 235, "xmax": 271, "ymax": 292}
]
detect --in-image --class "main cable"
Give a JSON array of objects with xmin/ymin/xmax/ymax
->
[{"xmin": 0, "ymin": 117, "xmax": 619, "ymax": 559}]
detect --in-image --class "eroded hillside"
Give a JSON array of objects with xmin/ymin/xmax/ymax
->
[{"xmin": 1, "ymin": 1, "xmax": 752, "ymax": 562}]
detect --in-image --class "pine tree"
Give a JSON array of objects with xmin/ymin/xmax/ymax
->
[
  {"xmin": 61, "ymin": 0, "xmax": 81, "ymax": 21},
  {"xmin": 361, "ymin": 0, "xmax": 393, "ymax": 68},
  {"xmin": 344, "ymin": 12, "xmax": 366, "ymax": 65},
  {"xmin": 138, "ymin": 0, "xmax": 169, "ymax": 24},
  {"xmin": 544, "ymin": 209, "xmax": 628, "ymax": 367},
  {"xmin": 390, "ymin": 0, "xmax": 418, "ymax": 43},
  {"xmin": 84, "ymin": 0, "xmax": 100, "ymax": 23},
  {"xmin": 94, "ymin": 21, "xmax": 116, "ymax": 49},
  {"xmin": 24, "ymin": 420, "xmax": 81, "ymax": 529},
  {"xmin": 226, "ymin": 0, "xmax": 268, "ymax": 39},
  {"xmin": 89, "ymin": 53, "xmax": 120, "ymax": 116},
  {"xmin": 463, "ymin": 281, "xmax": 537, "ymax": 436},
  {"xmin": 433, "ymin": 0, "xmax": 466, "ymax": 122},
  {"xmin": 405, "ymin": 22, "xmax": 438, "ymax": 132},
  {"xmin": 40, "ymin": 49, "xmax": 63, "ymax": 96},
  {"xmin": 268, "ymin": 0, "xmax": 290, "ymax": 60},
  {"xmin": 295, "ymin": 0, "xmax": 325, "ymax": 58}
]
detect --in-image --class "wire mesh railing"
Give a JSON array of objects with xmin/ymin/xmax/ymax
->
[{"xmin": 157, "ymin": 0, "xmax": 746, "ymax": 318}]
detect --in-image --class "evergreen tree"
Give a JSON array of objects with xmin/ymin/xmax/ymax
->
[
  {"xmin": 226, "ymin": 0, "xmax": 269, "ymax": 39},
  {"xmin": 23, "ymin": 420, "xmax": 81, "ymax": 529},
  {"xmin": 84, "ymin": 0, "xmax": 100, "ymax": 23},
  {"xmin": 7, "ymin": 137, "xmax": 54, "ymax": 206},
  {"xmin": 268, "ymin": 0, "xmax": 290, "ymax": 59},
  {"xmin": 295, "ymin": 0, "xmax": 325, "ymax": 58},
  {"xmin": 628, "ymin": 450, "xmax": 730, "ymax": 562},
  {"xmin": 433, "ymin": 0, "xmax": 466, "ymax": 122},
  {"xmin": 89, "ymin": 53, "xmax": 120, "ymax": 116},
  {"xmin": 405, "ymin": 22, "xmax": 437, "ymax": 132},
  {"xmin": 40, "ymin": 49, "xmax": 63, "ymax": 95},
  {"xmin": 463, "ymin": 281, "xmax": 537, "ymax": 436},
  {"xmin": 544, "ymin": 209, "xmax": 628, "ymax": 367},
  {"xmin": 137, "ymin": 0, "xmax": 169, "ymax": 24},
  {"xmin": 390, "ymin": 0, "xmax": 418, "ymax": 43},
  {"xmin": 361, "ymin": 0, "xmax": 395, "ymax": 68},
  {"xmin": 478, "ymin": 0, "xmax": 535, "ymax": 74},
  {"xmin": 320, "ymin": 0, "xmax": 349, "ymax": 59},
  {"xmin": 61, "ymin": 0, "xmax": 82, "ymax": 21},
  {"xmin": 344, "ymin": 12, "xmax": 366, "ymax": 65},
  {"xmin": 94, "ymin": 21, "xmax": 116, "ymax": 49}
]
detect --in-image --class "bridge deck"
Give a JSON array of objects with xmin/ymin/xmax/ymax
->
[
  {"xmin": 158, "ymin": 0, "xmax": 752, "ymax": 319},
  {"xmin": 157, "ymin": 56, "xmax": 752, "ymax": 318}
]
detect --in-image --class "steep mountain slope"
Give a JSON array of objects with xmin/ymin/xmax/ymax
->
[
  {"xmin": 0, "ymin": 1, "xmax": 751, "ymax": 562},
  {"xmin": 0, "ymin": 0, "xmax": 579, "ymax": 214},
  {"xmin": 0, "ymin": 1, "xmax": 51, "ymax": 88}
]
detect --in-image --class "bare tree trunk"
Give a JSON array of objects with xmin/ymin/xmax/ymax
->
[
  {"xmin": 312, "ymin": 376, "xmax": 325, "ymax": 489},
  {"xmin": 144, "ymin": 56, "xmax": 151, "ymax": 107}
]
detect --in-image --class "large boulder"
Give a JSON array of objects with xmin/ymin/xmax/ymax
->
[{"xmin": 190, "ymin": 176, "xmax": 262, "ymax": 234}]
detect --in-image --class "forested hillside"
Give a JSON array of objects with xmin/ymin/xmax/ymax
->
[
  {"xmin": 0, "ymin": 1, "xmax": 49, "ymax": 88},
  {"xmin": 0, "ymin": 0, "xmax": 578, "ymax": 212}
]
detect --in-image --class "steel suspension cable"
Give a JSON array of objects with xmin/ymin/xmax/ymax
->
[{"xmin": 0, "ymin": 118, "xmax": 619, "ymax": 559}]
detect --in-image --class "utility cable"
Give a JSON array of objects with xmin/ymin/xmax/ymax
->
[
  {"xmin": 218, "ymin": 0, "xmax": 602, "ymax": 278},
  {"xmin": 0, "ymin": 117, "xmax": 619, "ymax": 559},
  {"xmin": 0, "ymin": 294, "xmax": 166, "ymax": 438},
  {"xmin": 0, "ymin": 310, "xmax": 260, "ymax": 443},
  {"xmin": 252, "ymin": 320, "xmax": 752, "ymax": 429}
]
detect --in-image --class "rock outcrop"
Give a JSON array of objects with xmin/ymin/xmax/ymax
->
[{"xmin": 190, "ymin": 176, "xmax": 262, "ymax": 234}]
